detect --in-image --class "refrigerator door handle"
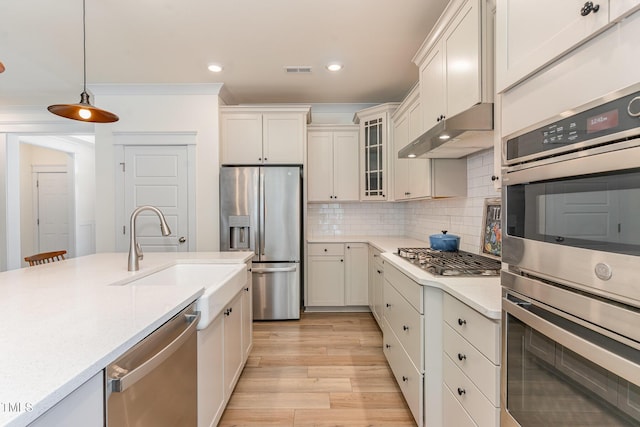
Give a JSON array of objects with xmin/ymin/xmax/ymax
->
[
  {"xmin": 259, "ymin": 168, "xmax": 266, "ymax": 257},
  {"xmin": 253, "ymin": 266, "xmax": 297, "ymax": 274}
]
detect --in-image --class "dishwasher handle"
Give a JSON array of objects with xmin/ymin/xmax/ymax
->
[{"xmin": 109, "ymin": 311, "xmax": 200, "ymax": 393}]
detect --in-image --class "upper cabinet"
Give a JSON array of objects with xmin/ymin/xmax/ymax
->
[
  {"xmin": 220, "ymin": 106, "xmax": 311, "ymax": 165},
  {"xmin": 393, "ymin": 86, "xmax": 467, "ymax": 201},
  {"xmin": 414, "ymin": 0, "xmax": 493, "ymax": 132},
  {"xmin": 496, "ymin": 0, "xmax": 640, "ymax": 92},
  {"xmin": 307, "ymin": 125, "xmax": 360, "ymax": 202},
  {"xmin": 354, "ymin": 103, "xmax": 399, "ymax": 201}
]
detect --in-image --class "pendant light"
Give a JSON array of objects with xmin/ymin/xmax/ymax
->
[{"xmin": 48, "ymin": 0, "xmax": 118, "ymax": 123}]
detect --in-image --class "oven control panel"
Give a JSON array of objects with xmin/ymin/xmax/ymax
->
[{"xmin": 506, "ymin": 84, "xmax": 640, "ymax": 164}]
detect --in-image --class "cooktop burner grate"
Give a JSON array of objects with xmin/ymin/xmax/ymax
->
[{"xmin": 396, "ymin": 248, "xmax": 501, "ymax": 276}]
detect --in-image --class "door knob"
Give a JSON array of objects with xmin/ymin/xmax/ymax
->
[
  {"xmin": 179, "ymin": 236, "xmax": 186, "ymax": 243},
  {"xmin": 580, "ymin": 1, "xmax": 599, "ymax": 15}
]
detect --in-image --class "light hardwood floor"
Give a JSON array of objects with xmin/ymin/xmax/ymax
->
[{"xmin": 219, "ymin": 312, "xmax": 417, "ymax": 427}]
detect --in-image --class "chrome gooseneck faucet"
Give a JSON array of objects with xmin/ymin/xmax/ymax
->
[{"xmin": 128, "ymin": 205, "xmax": 172, "ymax": 271}]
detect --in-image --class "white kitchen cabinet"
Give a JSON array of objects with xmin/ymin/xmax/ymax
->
[
  {"xmin": 345, "ymin": 243, "xmax": 368, "ymax": 306},
  {"xmin": 198, "ymin": 313, "xmax": 225, "ymax": 427},
  {"xmin": 495, "ymin": 0, "xmax": 630, "ymax": 92},
  {"xmin": 393, "ymin": 86, "xmax": 467, "ymax": 200},
  {"xmin": 198, "ymin": 269, "xmax": 253, "ymax": 427},
  {"xmin": 383, "ymin": 261, "xmax": 425, "ymax": 426},
  {"xmin": 443, "ymin": 293, "xmax": 500, "ymax": 427},
  {"xmin": 354, "ymin": 103, "xmax": 399, "ymax": 201},
  {"xmin": 307, "ymin": 125, "xmax": 360, "ymax": 202},
  {"xmin": 415, "ymin": 0, "xmax": 492, "ymax": 133},
  {"xmin": 307, "ymin": 243, "xmax": 369, "ymax": 308},
  {"xmin": 223, "ymin": 291, "xmax": 244, "ymax": 398},
  {"xmin": 29, "ymin": 371, "xmax": 103, "ymax": 427},
  {"xmin": 220, "ymin": 106, "xmax": 310, "ymax": 165},
  {"xmin": 241, "ymin": 265, "xmax": 253, "ymax": 361},
  {"xmin": 368, "ymin": 246, "xmax": 385, "ymax": 327},
  {"xmin": 307, "ymin": 244, "xmax": 345, "ymax": 307}
]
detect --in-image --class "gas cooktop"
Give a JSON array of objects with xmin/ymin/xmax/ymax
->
[{"xmin": 396, "ymin": 248, "xmax": 501, "ymax": 276}]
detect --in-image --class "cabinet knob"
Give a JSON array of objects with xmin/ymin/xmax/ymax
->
[
  {"xmin": 224, "ymin": 308, "xmax": 231, "ymax": 316},
  {"xmin": 386, "ymin": 303, "xmax": 391, "ymax": 308},
  {"xmin": 491, "ymin": 175, "xmax": 499, "ymax": 182},
  {"xmin": 458, "ymin": 318, "xmax": 467, "ymax": 326},
  {"xmin": 403, "ymin": 325, "xmax": 409, "ymax": 331},
  {"xmin": 385, "ymin": 344, "xmax": 391, "ymax": 349},
  {"xmin": 244, "ymin": 287, "xmax": 250, "ymax": 292},
  {"xmin": 457, "ymin": 353, "xmax": 467, "ymax": 361},
  {"xmin": 402, "ymin": 376, "xmax": 409, "ymax": 382},
  {"xmin": 258, "ymin": 157, "xmax": 262, "ymax": 161},
  {"xmin": 324, "ymin": 248, "xmax": 328, "ymax": 252},
  {"xmin": 457, "ymin": 387, "xmax": 466, "ymax": 396},
  {"xmin": 264, "ymin": 157, "xmax": 268, "ymax": 161},
  {"xmin": 580, "ymin": 1, "xmax": 600, "ymax": 15},
  {"xmin": 340, "ymin": 259, "xmax": 344, "ymax": 263},
  {"xmin": 377, "ymin": 269, "xmax": 382, "ymax": 274},
  {"xmin": 347, "ymin": 245, "xmax": 350, "ymax": 249}
]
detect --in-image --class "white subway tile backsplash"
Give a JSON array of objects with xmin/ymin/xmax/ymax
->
[{"xmin": 306, "ymin": 149, "xmax": 499, "ymax": 254}]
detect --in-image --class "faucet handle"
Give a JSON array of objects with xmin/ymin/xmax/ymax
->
[{"xmin": 136, "ymin": 242, "xmax": 144, "ymax": 260}]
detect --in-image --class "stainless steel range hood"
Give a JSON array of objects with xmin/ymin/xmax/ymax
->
[{"xmin": 398, "ymin": 103, "xmax": 494, "ymax": 159}]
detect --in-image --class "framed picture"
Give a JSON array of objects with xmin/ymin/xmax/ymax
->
[{"xmin": 481, "ymin": 198, "xmax": 502, "ymax": 258}]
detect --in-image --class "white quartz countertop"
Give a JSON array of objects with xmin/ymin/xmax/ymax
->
[
  {"xmin": 0, "ymin": 251, "xmax": 253, "ymax": 427},
  {"xmin": 308, "ymin": 236, "xmax": 501, "ymax": 320}
]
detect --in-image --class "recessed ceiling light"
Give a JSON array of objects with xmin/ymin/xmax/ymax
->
[
  {"xmin": 326, "ymin": 63, "xmax": 343, "ymax": 72},
  {"xmin": 208, "ymin": 64, "xmax": 223, "ymax": 73}
]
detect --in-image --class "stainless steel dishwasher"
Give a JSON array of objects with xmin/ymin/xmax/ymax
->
[{"xmin": 106, "ymin": 303, "xmax": 200, "ymax": 427}]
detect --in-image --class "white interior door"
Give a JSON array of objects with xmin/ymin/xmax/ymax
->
[
  {"xmin": 36, "ymin": 172, "xmax": 69, "ymax": 253},
  {"xmin": 123, "ymin": 146, "xmax": 189, "ymax": 252}
]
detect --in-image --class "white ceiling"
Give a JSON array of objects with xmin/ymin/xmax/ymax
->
[{"xmin": 0, "ymin": 0, "xmax": 448, "ymax": 106}]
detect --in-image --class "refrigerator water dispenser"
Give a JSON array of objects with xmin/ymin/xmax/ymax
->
[{"xmin": 228, "ymin": 215, "xmax": 251, "ymax": 250}]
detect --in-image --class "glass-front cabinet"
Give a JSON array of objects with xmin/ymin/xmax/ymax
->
[{"xmin": 355, "ymin": 103, "xmax": 399, "ymax": 201}]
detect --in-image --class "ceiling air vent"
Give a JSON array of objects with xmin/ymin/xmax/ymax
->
[{"xmin": 284, "ymin": 66, "xmax": 312, "ymax": 73}]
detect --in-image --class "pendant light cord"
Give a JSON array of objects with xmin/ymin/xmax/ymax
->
[{"xmin": 82, "ymin": 0, "xmax": 87, "ymax": 93}]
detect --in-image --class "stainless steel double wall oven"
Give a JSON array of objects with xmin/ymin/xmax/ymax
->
[{"xmin": 501, "ymin": 83, "xmax": 640, "ymax": 426}]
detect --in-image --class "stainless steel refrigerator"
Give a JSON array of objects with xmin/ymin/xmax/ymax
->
[{"xmin": 220, "ymin": 166, "xmax": 302, "ymax": 320}]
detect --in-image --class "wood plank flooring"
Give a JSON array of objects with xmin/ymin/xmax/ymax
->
[{"xmin": 219, "ymin": 312, "xmax": 417, "ymax": 427}]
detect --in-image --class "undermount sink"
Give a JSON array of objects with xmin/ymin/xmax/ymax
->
[{"xmin": 129, "ymin": 263, "xmax": 247, "ymax": 329}]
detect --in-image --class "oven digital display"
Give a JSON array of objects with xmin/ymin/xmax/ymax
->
[{"xmin": 586, "ymin": 109, "xmax": 619, "ymax": 134}]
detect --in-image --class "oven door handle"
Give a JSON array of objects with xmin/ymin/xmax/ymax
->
[{"xmin": 503, "ymin": 296, "xmax": 640, "ymax": 386}]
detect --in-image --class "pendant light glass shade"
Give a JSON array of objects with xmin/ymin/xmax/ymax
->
[{"xmin": 48, "ymin": 0, "xmax": 119, "ymax": 123}]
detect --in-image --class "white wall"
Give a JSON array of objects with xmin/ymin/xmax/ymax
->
[{"xmin": 92, "ymin": 84, "xmax": 223, "ymax": 252}]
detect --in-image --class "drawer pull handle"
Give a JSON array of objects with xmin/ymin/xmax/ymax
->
[
  {"xmin": 385, "ymin": 344, "xmax": 391, "ymax": 349},
  {"xmin": 457, "ymin": 387, "xmax": 466, "ymax": 396},
  {"xmin": 457, "ymin": 353, "xmax": 466, "ymax": 361},
  {"xmin": 403, "ymin": 325, "xmax": 409, "ymax": 331},
  {"xmin": 458, "ymin": 318, "xmax": 467, "ymax": 326},
  {"xmin": 402, "ymin": 376, "xmax": 409, "ymax": 382}
]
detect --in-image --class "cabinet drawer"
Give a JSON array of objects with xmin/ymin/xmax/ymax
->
[
  {"xmin": 443, "ymin": 356, "xmax": 499, "ymax": 427},
  {"xmin": 384, "ymin": 280, "xmax": 423, "ymax": 371},
  {"xmin": 443, "ymin": 293, "xmax": 500, "ymax": 364},
  {"xmin": 383, "ymin": 318, "xmax": 424, "ymax": 427},
  {"xmin": 384, "ymin": 262, "xmax": 423, "ymax": 313},
  {"xmin": 308, "ymin": 243, "xmax": 344, "ymax": 256},
  {"xmin": 443, "ymin": 324, "xmax": 499, "ymax": 406},
  {"xmin": 443, "ymin": 383, "xmax": 477, "ymax": 427}
]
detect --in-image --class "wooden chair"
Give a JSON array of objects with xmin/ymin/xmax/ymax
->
[{"xmin": 24, "ymin": 250, "xmax": 67, "ymax": 266}]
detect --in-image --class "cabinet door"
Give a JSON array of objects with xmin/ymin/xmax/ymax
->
[
  {"xmin": 221, "ymin": 113, "xmax": 263, "ymax": 164},
  {"xmin": 345, "ymin": 243, "xmax": 369, "ymax": 306},
  {"xmin": 361, "ymin": 116, "xmax": 387, "ymax": 200},
  {"xmin": 444, "ymin": 0, "xmax": 481, "ymax": 118},
  {"xmin": 333, "ymin": 131, "xmax": 360, "ymax": 202},
  {"xmin": 262, "ymin": 113, "xmax": 305, "ymax": 164},
  {"xmin": 496, "ymin": 0, "xmax": 610, "ymax": 92},
  {"xmin": 307, "ymin": 131, "xmax": 335, "ymax": 202},
  {"xmin": 198, "ymin": 314, "xmax": 225, "ymax": 427},
  {"xmin": 420, "ymin": 46, "xmax": 445, "ymax": 132},
  {"xmin": 224, "ymin": 292, "xmax": 244, "ymax": 398},
  {"xmin": 393, "ymin": 113, "xmax": 410, "ymax": 201},
  {"xmin": 408, "ymin": 159, "xmax": 432, "ymax": 199},
  {"xmin": 307, "ymin": 255, "xmax": 345, "ymax": 306},
  {"xmin": 241, "ymin": 270, "xmax": 253, "ymax": 361},
  {"xmin": 610, "ymin": 0, "xmax": 640, "ymax": 21},
  {"xmin": 368, "ymin": 247, "xmax": 378, "ymax": 320}
]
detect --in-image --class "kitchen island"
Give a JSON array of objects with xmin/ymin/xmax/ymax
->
[{"xmin": 0, "ymin": 251, "xmax": 253, "ymax": 427}]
